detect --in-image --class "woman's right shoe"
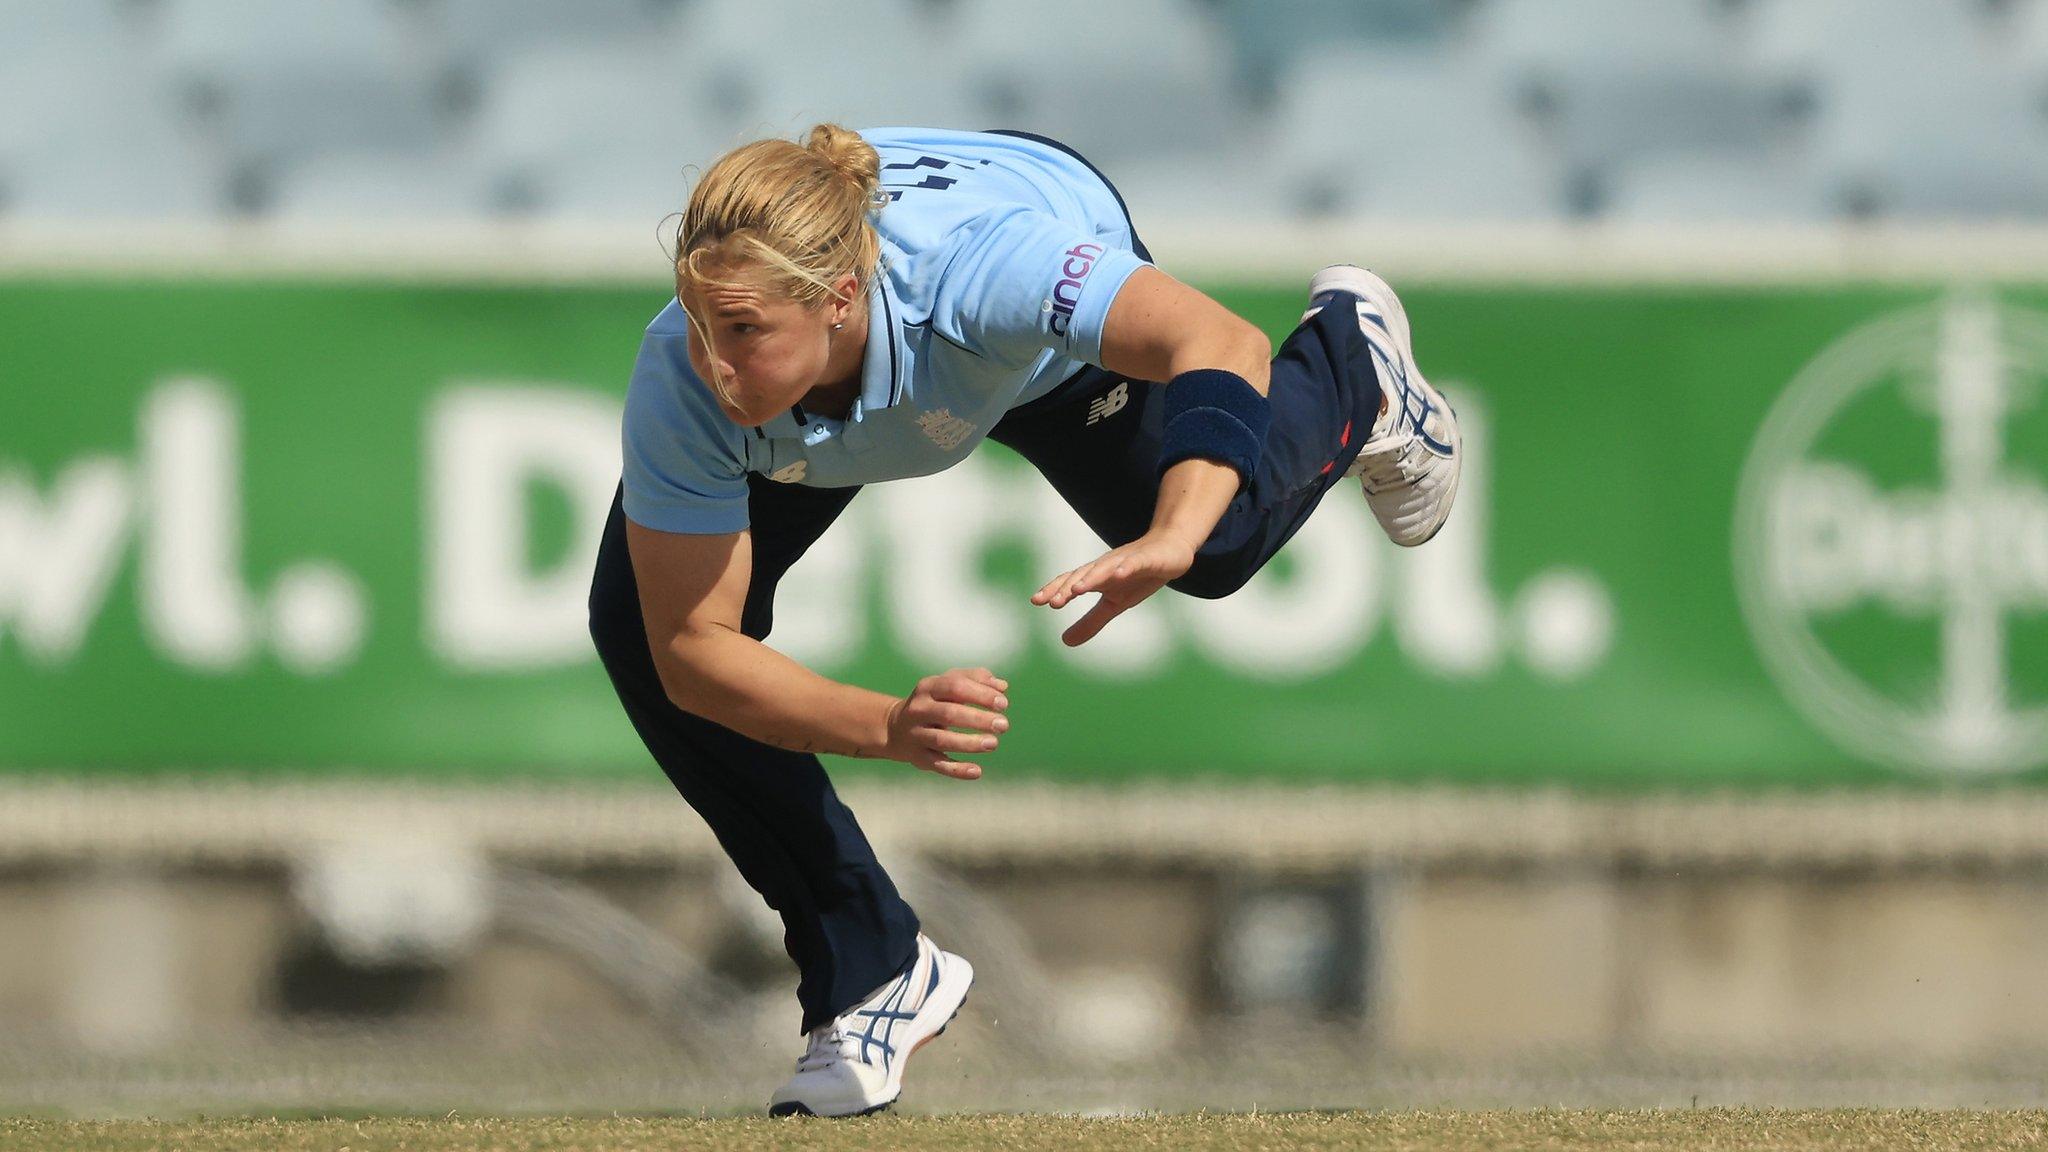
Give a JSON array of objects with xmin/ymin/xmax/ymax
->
[{"xmin": 767, "ymin": 933, "xmax": 973, "ymax": 1118}]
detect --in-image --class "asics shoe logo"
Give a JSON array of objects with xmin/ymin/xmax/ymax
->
[{"xmin": 1367, "ymin": 344, "xmax": 1416, "ymax": 418}]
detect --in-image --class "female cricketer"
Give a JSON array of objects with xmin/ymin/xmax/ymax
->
[{"xmin": 586, "ymin": 124, "xmax": 1461, "ymax": 1116}]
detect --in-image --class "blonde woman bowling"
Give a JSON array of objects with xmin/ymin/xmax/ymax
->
[{"xmin": 586, "ymin": 124, "xmax": 1461, "ymax": 1116}]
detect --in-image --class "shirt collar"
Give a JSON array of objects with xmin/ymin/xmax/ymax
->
[
  {"xmin": 848, "ymin": 271, "xmax": 903, "ymax": 422},
  {"xmin": 761, "ymin": 272, "xmax": 900, "ymax": 447}
]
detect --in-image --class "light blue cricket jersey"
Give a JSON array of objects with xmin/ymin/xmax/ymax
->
[{"xmin": 621, "ymin": 127, "xmax": 1152, "ymax": 534}]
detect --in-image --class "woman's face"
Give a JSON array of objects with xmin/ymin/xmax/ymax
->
[{"xmin": 679, "ymin": 268, "xmax": 834, "ymax": 427}]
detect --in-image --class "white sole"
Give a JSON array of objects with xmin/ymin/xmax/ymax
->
[{"xmin": 1309, "ymin": 264, "xmax": 1413, "ymax": 356}]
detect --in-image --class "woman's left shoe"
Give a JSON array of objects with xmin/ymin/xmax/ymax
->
[
  {"xmin": 1303, "ymin": 264, "xmax": 1463, "ymax": 547},
  {"xmin": 767, "ymin": 933, "xmax": 974, "ymax": 1118}
]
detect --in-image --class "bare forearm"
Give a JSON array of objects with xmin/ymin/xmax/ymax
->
[
  {"xmin": 661, "ymin": 628, "xmax": 897, "ymax": 758},
  {"xmin": 1150, "ymin": 457, "xmax": 1239, "ymax": 551}
]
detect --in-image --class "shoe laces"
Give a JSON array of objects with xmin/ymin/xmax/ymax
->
[
  {"xmin": 1354, "ymin": 435, "xmax": 1426, "ymax": 491},
  {"xmin": 794, "ymin": 1023, "xmax": 862, "ymax": 1073}
]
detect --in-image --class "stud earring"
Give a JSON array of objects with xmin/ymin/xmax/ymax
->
[{"xmin": 832, "ymin": 322, "xmax": 844, "ymax": 331}]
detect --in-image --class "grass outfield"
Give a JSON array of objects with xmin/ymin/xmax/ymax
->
[{"xmin": 5, "ymin": 1111, "xmax": 2047, "ymax": 1152}]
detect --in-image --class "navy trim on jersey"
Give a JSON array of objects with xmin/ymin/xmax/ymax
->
[
  {"xmin": 911, "ymin": 318, "xmax": 980, "ymax": 358},
  {"xmin": 984, "ymin": 128, "xmax": 1153, "ymax": 263},
  {"xmin": 877, "ymin": 279, "xmax": 903, "ymax": 405}
]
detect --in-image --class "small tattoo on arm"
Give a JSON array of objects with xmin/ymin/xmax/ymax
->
[{"xmin": 763, "ymin": 731, "xmax": 837, "ymax": 756}]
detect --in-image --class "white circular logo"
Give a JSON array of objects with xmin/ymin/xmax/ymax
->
[{"xmin": 1734, "ymin": 294, "xmax": 2048, "ymax": 776}]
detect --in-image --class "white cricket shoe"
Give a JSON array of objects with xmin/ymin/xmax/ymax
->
[
  {"xmin": 1303, "ymin": 264, "xmax": 1463, "ymax": 547},
  {"xmin": 767, "ymin": 933, "xmax": 973, "ymax": 1117}
]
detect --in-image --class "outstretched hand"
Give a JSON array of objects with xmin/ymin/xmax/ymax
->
[{"xmin": 1031, "ymin": 531, "xmax": 1196, "ymax": 646}]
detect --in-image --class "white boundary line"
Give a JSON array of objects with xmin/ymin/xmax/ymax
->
[
  {"xmin": 2, "ymin": 778, "xmax": 2045, "ymax": 870},
  {"xmin": 9, "ymin": 219, "xmax": 2048, "ymax": 286}
]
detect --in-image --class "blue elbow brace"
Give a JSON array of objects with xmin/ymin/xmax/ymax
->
[{"xmin": 1156, "ymin": 368, "xmax": 1271, "ymax": 487}]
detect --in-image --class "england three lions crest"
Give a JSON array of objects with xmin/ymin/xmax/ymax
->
[{"xmin": 916, "ymin": 408, "xmax": 978, "ymax": 452}]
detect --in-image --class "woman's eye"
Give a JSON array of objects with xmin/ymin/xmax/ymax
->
[{"xmin": 731, "ymin": 323, "xmax": 756, "ymax": 336}]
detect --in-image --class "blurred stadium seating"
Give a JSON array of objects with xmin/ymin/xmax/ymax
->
[{"xmin": 4, "ymin": 0, "xmax": 2047, "ymax": 224}]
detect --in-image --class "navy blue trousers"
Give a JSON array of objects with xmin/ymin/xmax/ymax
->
[{"xmin": 586, "ymin": 145, "xmax": 1382, "ymax": 1035}]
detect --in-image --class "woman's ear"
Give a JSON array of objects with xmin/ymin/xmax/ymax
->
[{"xmin": 831, "ymin": 273, "xmax": 861, "ymax": 324}]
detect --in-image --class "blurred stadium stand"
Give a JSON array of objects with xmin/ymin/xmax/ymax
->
[{"xmin": 3, "ymin": 0, "xmax": 2047, "ymax": 224}]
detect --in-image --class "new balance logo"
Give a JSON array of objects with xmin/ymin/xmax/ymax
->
[
  {"xmin": 1086, "ymin": 382, "xmax": 1129, "ymax": 426},
  {"xmin": 916, "ymin": 408, "xmax": 978, "ymax": 451},
  {"xmin": 769, "ymin": 460, "xmax": 808, "ymax": 483}
]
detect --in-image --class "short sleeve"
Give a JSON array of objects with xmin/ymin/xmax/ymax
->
[
  {"xmin": 620, "ymin": 328, "xmax": 752, "ymax": 535},
  {"xmin": 932, "ymin": 206, "xmax": 1150, "ymax": 370}
]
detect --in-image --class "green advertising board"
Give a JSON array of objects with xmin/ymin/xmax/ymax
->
[{"xmin": 3, "ymin": 276, "xmax": 2044, "ymax": 787}]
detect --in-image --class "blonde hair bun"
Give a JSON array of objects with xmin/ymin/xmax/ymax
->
[{"xmin": 803, "ymin": 123, "xmax": 882, "ymax": 204}]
